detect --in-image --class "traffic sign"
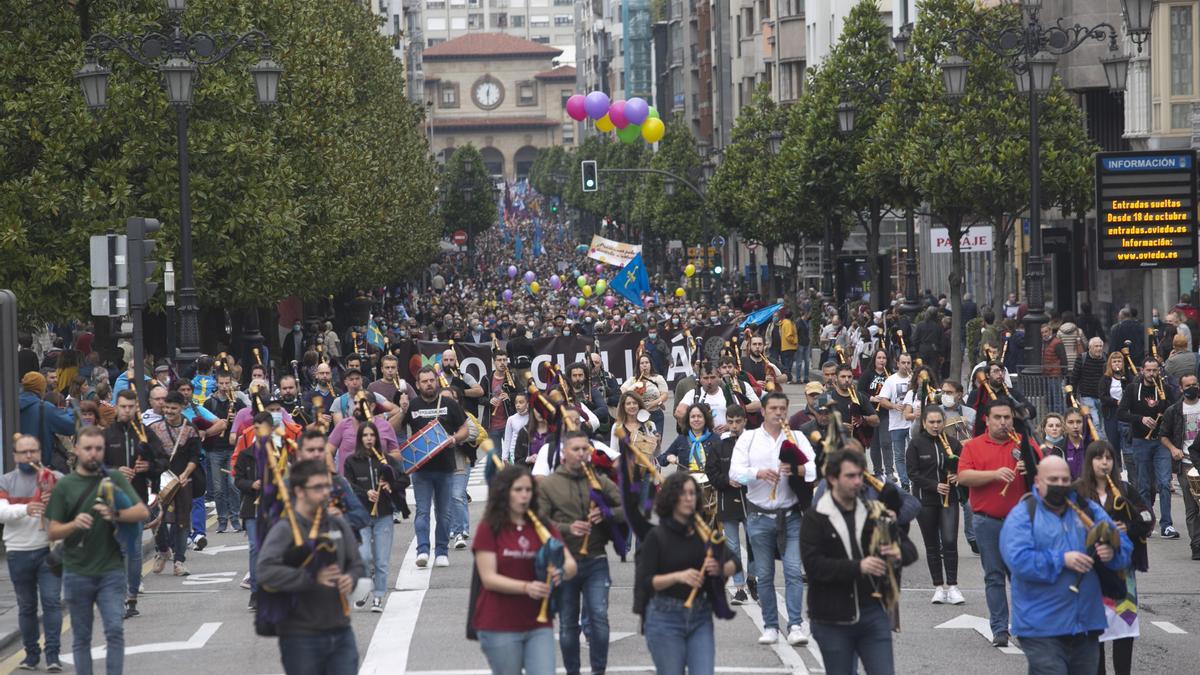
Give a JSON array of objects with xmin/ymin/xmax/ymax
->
[
  {"xmin": 90, "ymin": 234, "xmax": 128, "ymax": 288},
  {"xmin": 452, "ymin": 229, "xmax": 468, "ymax": 246}
]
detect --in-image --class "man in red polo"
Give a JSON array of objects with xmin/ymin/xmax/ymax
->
[{"xmin": 958, "ymin": 400, "xmax": 1036, "ymax": 649}]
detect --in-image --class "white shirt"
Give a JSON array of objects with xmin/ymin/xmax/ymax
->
[
  {"xmin": 879, "ymin": 374, "xmax": 912, "ymax": 431},
  {"xmin": 502, "ymin": 412, "xmax": 529, "ymax": 462},
  {"xmin": 679, "ymin": 386, "xmax": 728, "ymax": 429},
  {"xmin": 730, "ymin": 425, "xmax": 817, "ymax": 511}
]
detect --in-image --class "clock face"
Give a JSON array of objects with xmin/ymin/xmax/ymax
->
[{"xmin": 473, "ymin": 78, "xmax": 503, "ymax": 109}]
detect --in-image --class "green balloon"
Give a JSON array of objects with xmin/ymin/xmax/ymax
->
[
  {"xmin": 616, "ymin": 123, "xmax": 642, "ymax": 144},
  {"xmin": 648, "ymin": 106, "xmax": 660, "ymax": 119}
]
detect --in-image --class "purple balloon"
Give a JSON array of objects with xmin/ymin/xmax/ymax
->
[
  {"xmin": 584, "ymin": 91, "xmax": 610, "ymax": 120},
  {"xmin": 594, "ymin": 263, "xmax": 604, "ymax": 275},
  {"xmin": 565, "ymin": 94, "xmax": 587, "ymax": 121},
  {"xmin": 502, "ymin": 289, "xmax": 513, "ymax": 302},
  {"xmin": 507, "ymin": 265, "xmax": 518, "ymax": 278},
  {"xmin": 609, "ymin": 100, "xmax": 629, "ymax": 129},
  {"xmin": 550, "ymin": 274, "xmax": 562, "ymax": 290},
  {"xmin": 523, "ymin": 270, "xmax": 536, "ymax": 284},
  {"xmin": 625, "ymin": 97, "xmax": 649, "ymax": 125}
]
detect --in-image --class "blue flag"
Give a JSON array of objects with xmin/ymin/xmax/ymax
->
[
  {"xmin": 739, "ymin": 302, "xmax": 783, "ymax": 328},
  {"xmin": 611, "ymin": 254, "xmax": 649, "ymax": 307},
  {"xmin": 366, "ymin": 320, "xmax": 386, "ymax": 350}
]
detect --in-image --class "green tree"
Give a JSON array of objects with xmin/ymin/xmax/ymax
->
[
  {"xmin": 440, "ymin": 145, "xmax": 497, "ymax": 260},
  {"xmin": 632, "ymin": 116, "xmax": 703, "ymax": 250},
  {"xmin": 529, "ymin": 145, "xmax": 570, "ymax": 198},
  {"xmin": 564, "ymin": 133, "xmax": 648, "ymax": 243},
  {"xmin": 0, "ymin": 0, "xmax": 437, "ymax": 328}
]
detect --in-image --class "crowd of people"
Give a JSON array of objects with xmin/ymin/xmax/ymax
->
[{"xmin": 4, "ymin": 188, "xmax": 1198, "ymax": 675}]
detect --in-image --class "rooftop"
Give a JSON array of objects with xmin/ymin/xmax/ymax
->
[
  {"xmin": 534, "ymin": 65, "xmax": 577, "ymax": 81},
  {"xmin": 423, "ymin": 33, "xmax": 564, "ymax": 61}
]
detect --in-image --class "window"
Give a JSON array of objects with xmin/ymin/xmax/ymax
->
[
  {"xmin": 562, "ymin": 122, "xmax": 575, "ymax": 143},
  {"xmin": 427, "ymin": 0, "xmax": 445, "ymax": 8},
  {"xmin": 451, "ymin": 16, "xmax": 467, "ymax": 29},
  {"xmin": 512, "ymin": 14, "xmax": 525, "ymax": 27},
  {"xmin": 1170, "ymin": 6, "xmax": 1193, "ymax": 97},
  {"xmin": 392, "ymin": 15, "xmax": 401, "ymax": 49},
  {"xmin": 619, "ymin": 70, "xmax": 625, "ymax": 90},
  {"xmin": 450, "ymin": 0, "xmax": 467, "ymax": 6},
  {"xmin": 561, "ymin": 89, "xmax": 573, "ymax": 107},
  {"xmin": 469, "ymin": 0, "xmax": 482, "ymax": 6},
  {"xmin": 440, "ymin": 82, "xmax": 459, "ymax": 108},
  {"xmin": 468, "ymin": 12, "xmax": 484, "ymax": 28},
  {"xmin": 427, "ymin": 37, "xmax": 445, "ymax": 47},
  {"xmin": 554, "ymin": 0, "xmax": 573, "ymax": 5},
  {"xmin": 517, "ymin": 80, "xmax": 537, "ymax": 105},
  {"xmin": 1171, "ymin": 104, "xmax": 1193, "ymax": 129},
  {"xmin": 554, "ymin": 14, "xmax": 573, "ymax": 26},
  {"xmin": 530, "ymin": 0, "xmax": 548, "ymax": 6},
  {"xmin": 531, "ymin": 15, "xmax": 550, "ymax": 27},
  {"xmin": 379, "ymin": 0, "xmax": 388, "ymax": 13},
  {"xmin": 780, "ymin": 61, "xmax": 803, "ymax": 100},
  {"xmin": 491, "ymin": 12, "xmax": 508, "ymax": 27},
  {"xmin": 532, "ymin": 35, "xmax": 550, "ymax": 43},
  {"xmin": 428, "ymin": 17, "xmax": 447, "ymax": 30},
  {"xmin": 781, "ymin": 0, "xmax": 804, "ymax": 16}
]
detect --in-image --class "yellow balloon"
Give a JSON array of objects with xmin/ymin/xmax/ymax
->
[
  {"xmin": 675, "ymin": 287, "xmax": 685, "ymax": 297},
  {"xmin": 530, "ymin": 281, "xmax": 540, "ymax": 294},
  {"xmin": 595, "ymin": 114, "xmax": 615, "ymax": 133},
  {"xmin": 642, "ymin": 117, "xmax": 666, "ymax": 143},
  {"xmin": 583, "ymin": 285, "xmax": 593, "ymax": 297},
  {"xmin": 684, "ymin": 264, "xmax": 696, "ymax": 278}
]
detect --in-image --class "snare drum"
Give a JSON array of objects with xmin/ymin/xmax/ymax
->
[
  {"xmin": 691, "ymin": 471, "xmax": 717, "ymax": 517},
  {"xmin": 398, "ymin": 421, "xmax": 454, "ymax": 474}
]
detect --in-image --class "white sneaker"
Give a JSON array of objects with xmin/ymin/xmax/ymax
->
[
  {"xmin": 435, "ymin": 555, "xmax": 450, "ymax": 567},
  {"xmin": 415, "ymin": 553, "xmax": 429, "ymax": 568},
  {"xmin": 946, "ymin": 586, "xmax": 965, "ymax": 605},
  {"xmin": 931, "ymin": 587, "xmax": 948, "ymax": 604},
  {"xmin": 787, "ymin": 623, "xmax": 810, "ymax": 646},
  {"xmin": 453, "ymin": 534, "xmax": 468, "ymax": 550},
  {"xmin": 240, "ymin": 572, "xmax": 251, "ymax": 590},
  {"xmin": 758, "ymin": 627, "xmax": 779, "ymax": 645}
]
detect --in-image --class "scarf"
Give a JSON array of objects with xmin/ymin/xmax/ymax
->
[{"xmin": 687, "ymin": 430, "xmax": 711, "ymax": 471}]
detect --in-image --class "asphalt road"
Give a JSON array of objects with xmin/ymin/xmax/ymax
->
[{"xmin": 3, "ymin": 386, "xmax": 1197, "ymax": 673}]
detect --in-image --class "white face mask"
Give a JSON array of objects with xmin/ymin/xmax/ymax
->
[
  {"xmin": 271, "ymin": 412, "xmax": 283, "ymax": 426},
  {"xmin": 941, "ymin": 394, "xmax": 956, "ymax": 408}
]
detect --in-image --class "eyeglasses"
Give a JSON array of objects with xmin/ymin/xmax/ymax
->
[
  {"xmin": 303, "ymin": 483, "xmax": 333, "ymax": 493},
  {"xmin": 13, "ymin": 448, "xmax": 39, "ymax": 456}
]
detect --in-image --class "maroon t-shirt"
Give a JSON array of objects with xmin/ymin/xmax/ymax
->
[{"xmin": 472, "ymin": 518, "xmax": 563, "ymax": 632}]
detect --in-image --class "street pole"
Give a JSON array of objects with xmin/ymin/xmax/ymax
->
[
  {"xmin": 1021, "ymin": 86, "xmax": 1048, "ymax": 372},
  {"xmin": 175, "ymin": 105, "xmax": 202, "ymax": 373},
  {"xmin": 822, "ymin": 220, "xmax": 834, "ymax": 303},
  {"xmin": 900, "ymin": 207, "xmax": 921, "ymax": 316}
]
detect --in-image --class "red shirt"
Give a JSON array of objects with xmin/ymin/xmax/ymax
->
[
  {"xmin": 472, "ymin": 518, "xmax": 563, "ymax": 632},
  {"xmin": 959, "ymin": 433, "xmax": 1029, "ymax": 519}
]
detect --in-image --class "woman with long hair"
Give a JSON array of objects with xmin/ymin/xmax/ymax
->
[
  {"xmin": 514, "ymin": 402, "xmax": 552, "ymax": 468},
  {"xmin": 342, "ymin": 422, "xmax": 401, "ymax": 612},
  {"xmin": 472, "ymin": 465, "xmax": 577, "ymax": 674},
  {"xmin": 622, "ymin": 355, "xmax": 668, "ymax": 449},
  {"xmin": 635, "ymin": 471, "xmax": 740, "ymax": 674},
  {"xmin": 1058, "ymin": 409, "xmax": 1090, "ymax": 479},
  {"xmin": 1100, "ymin": 351, "xmax": 1134, "ymax": 479},
  {"xmin": 859, "ymin": 348, "xmax": 893, "ymax": 480},
  {"xmin": 905, "ymin": 405, "xmax": 964, "ymax": 606},
  {"xmin": 1076, "ymin": 441, "xmax": 1152, "ymax": 675},
  {"xmin": 661, "ymin": 404, "xmax": 717, "ymax": 471},
  {"xmin": 1038, "ymin": 412, "xmax": 1066, "ymax": 449},
  {"xmin": 611, "ymin": 391, "xmax": 658, "ymax": 452},
  {"xmin": 900, "ymin": 365, "xmax": 936, "ymax": 427}
]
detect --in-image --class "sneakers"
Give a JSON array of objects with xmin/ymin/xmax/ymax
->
[
  {"xmin": 435, "ymin": 555, "xmax": 450, "ymax": 567},
  {"xmin": 240, "ymin": 573, "xmax": 251, "ymax": 590},
  {"xmin": 173, "ymin": 561, "xmax": 190, "ymax": 576},
  {"xmin": 46, "ymin": 659, "xmax": 63, "ymax": 673},
  {"xmin": 945, "ymin": 586, "xmax": 966, "ymax": 605},
  {"xmin": 371, "ymin": 597, "xmax": 384, "ymax": 613},
  {"xmin": 787, "ymin": 623, "xmax": 810, "ymax": 646},
  {"xmin": 16, "ymin": 655, "xmax": 37, "ymax": 670},
  {"xmin": 124, "ymin": 601, "xmax": 140, "ymax": 619},
  {"xmin": 931, "ymin": 587, "xmax": 948, "ymax": 604},
  {"xmin": 247, "ymin": 592, "xmax": 257, "ymax": 612},
  {"xmin": 216, "ymin": 524, "xmax": 228, "ymax": 534},
  {"xmin": 757, "ymin": 627, "xmax": 780, "ymax": 645},
  {"xmin": 1163, "ymin": 525, "xmax": 1181, "ymax": 539},
  {"xmin": 151, "ymin": 552, "xmax": 168, "ymax": 574},
  {"xmin": 415, "ymin": 553, "xmax": 429, "ymax": 568},
  {"xmin": 746, "ymin": 576, "xmax": 759, "ymax": 602},
  {"xmin": 992, "ymin": 631, "xmax": 1010, "ymax": 648},
  {"xmin": 730, "ymin": 589, "xmax": 749, "ymax": 606},
  {"xmin": 968, "ymin": 540, "xmax": 979, "ymax": 555},
  {"xmin": 193, "ymin": 534, "xmax": 208, "ymax": 551},
  {"xmin": 231, "ymin": 520, "xmax": 243, "ymax": 532},
  {"xmin": 453, "ymin": 534, "xmax": 468, "ymax": 550},
  {"xmin": 393, "ymin": 514, "xmax": 404, "ymax": 524}
]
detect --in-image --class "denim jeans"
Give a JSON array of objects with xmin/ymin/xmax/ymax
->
[
  {"xmin": 451, "ymin": 470, "xmax": 470, "ymax": 536},
  {"xmin": 1131, "ymin": 438, "xmax": 1173, "ymax": 529},
  {"xmin": 1020, "ymin": 633, "xmax": 1101, "ymax": 675},
  {"xmin": 644, "ymin": 595, "xmax": 715, "ymax": 675},
  {"xmin": 870, "ymin": 412, "xmax": 893, "ymax": 478},
  {"xmin": 63, "ymin": 570, "xmax": 125, "ymax": 675},
  {"xmin": 746, "ymin": 509, "xmax": 804, "ymax": 631},
  {"xmin": 6, "ymin": 548, "xmax": 62, "ymax": 663},
  {"xmin": 190, "ymin": 496, "xmax": 207, "ymax": 537},
  {"xmin": 973, "ymin": 514, "xmax": 1010, "ymax": 638},
  {"xmin": 156, "ymin": 521, "xmax": 189, "ymax": 563},
  {"xmin": 477, "ymin": 627, "xmax": 556, "ymax": 675},
  {"xmin": 780, "ymin": 351, "xmax": 796, "ymax": 383},
  {"xmin": 411, "ymin": 469, "xmax": 453, "ymax": 556},
  {"xmin": 810, "ymin": 603, "xmax": 895, "ymax": 675},
  {"xmin": 558, "ymin": 556, "xmax": 610, "ymax": 675},
  {"xmin": 1079, "ymin": 397, "xmax": 1104, "ymax": 440},
  {"xmin": 1102, "ymin": 413, "xmax": 1123, "ymax": 457},
  {"xmin": 245, "ymin": 518, "xmax": 259, "ymax": 592},
  {"xmin": 721, "ymin": 519, "xmax": 747, "ymax": 586},
  {"xmin": 123, "ymin": 520, "xmax": 143, "ymax": 599},
  {"xmin": 359, "ymin": 514, "xmax": 395, "ymax": 598},
  {"xmin": 795, "ymin": 346, "xmax": 810, "ymax": 382},
  {"xmin": 207, "ymin": 449, "xmax": 240, "ymax": 527},
  {"xmin": 916, "ymin": 504, "xmax": 960, "ymax": 586},
  {"xmin": 888, "ymin": 428, "xmax": 910, "ymax": 486},
  {"xmin": 961, "ymin": 500, "xmax": 976, "ymax": 545},
  {"xmin": 278, "ymin": 626, "xmax": 359, "ymax": 675}
]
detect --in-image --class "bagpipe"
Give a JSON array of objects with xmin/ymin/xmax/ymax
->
[
  {"xmin": 561, "ymin": 410, "xmax": 629, "ymax": 558},
  {"xmin": 1063, "ymin": 384, "xmax": 1101, "ymax": 444},
  {"xmin": 258, "ymin": 503, "xmax": 352, "ymax": 636},
  {"xmin": 29, "ymin": 460, "xmax": 56, "ymax": 531},
  {"xmin": 526, "ymin": 508, "xmax": 566, "ymax": 622},
  {"xmin": 1062, "ymin": 494, "xmax": 1126, "ymax": 600},
  {"xmin": 95, "ymin": 466, "xmax": 142, "ymax": 556},
  {"xmin": 936, "ymin": 431, "xmax": 964, "ymax": 508},
  {"xmin": 1001, "ymin": 428, "xmax": 1042, "ymax": 496},
  {"xmin": 772, "ymin": 422, "xmax": 811, "ymax": 503},
  {"xmin": 614, "ymin": 423, "xmax": 663, "ymax": 541},
  {"xmin": 683, "ymin": 504, "xmax": 735, "ymax": 620}
]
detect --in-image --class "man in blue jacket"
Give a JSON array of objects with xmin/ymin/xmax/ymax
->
[
  {"xmin": 17, "ymin": 373, "xmax": 75, "ymax": 468},
  {"xmin": 1001, "ymin": 455, "xmax": 1132, "ymax": 673}
]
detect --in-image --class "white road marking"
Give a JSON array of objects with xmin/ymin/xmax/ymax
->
[
  {"xmin": 195, "ymin": 543, "xmax": 250, "ymax": 555},
  {"xmin": 737, "ymin": 597, "xmax": 811, "ymax": 675},
  {"xmin": 1152, "ymin": 621, "xmax": 1188, "ymax": 634},
  {"xmin": 360, "ymin": 537, "xmax": 430, "ymax": 674},
  {"xmin": 408, "ymin": 669, "xmax": 793, "ymax": 674},
  {"xmin": 61, "ymin": 622, "xmax": 221, "ymax": 664},
  {"xmin": 935, "ymin": 613, "xmax": 1023, "ymax": 655},
  {"xmin": 181, "ymin": 571, "xmax": 239, "ymax": 586}
]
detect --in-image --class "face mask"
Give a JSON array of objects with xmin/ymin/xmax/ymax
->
[
  {"xmin": 648, "ymin": 333, "xmax": 657, "ymax": 341},
  {"xmin": 17, "ymin": 462, "xmax": 36, "ymax": 474},
  {"xmin": 271, "ymin": 412, "xmax": 283, "ymax": 426},
  {"xmin": 1045, "ymin": 433, "xmax": 1063, "ymax": 444},
  {"xmin": 1043, "ymin": 483, "xmax": 1072, "ymax": 508},
  {"xmin": 941, "ymin": 394, "xmax": 956, "ymax": 408},
  {"xmin": 1186, "ymin": 386, "xmax": 1200, "ymax": 400},
  {"xmin": 474, "ymin": 325, "xmax": 483, "ymax": 332}
]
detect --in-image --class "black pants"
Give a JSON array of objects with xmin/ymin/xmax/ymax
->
[
  {"xmin": 1178, "ymin": 464, "xmax": 1200, "ymax": 554},
  {"xmin": 916, "ymin": 503, "xmax": 959, "ymax": 586},
  {"xmin": 1097, "ymin": 637, "xmax": 1133, "ymax": 675}
]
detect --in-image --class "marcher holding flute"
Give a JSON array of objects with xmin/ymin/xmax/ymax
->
[
  {"xmin": 1117, "ymin": 357, "xmax": 1180, "ymax": 540},
  {"xmin": 341, "ymin": 422, "xmax": 402, "ymax": 612},
  {"xmin": 905, "ymin": 406, "xmax": 965, "ymax": 606}
]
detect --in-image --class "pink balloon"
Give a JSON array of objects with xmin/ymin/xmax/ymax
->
[
  {"xmin": 604, "ymin": 296, "xmax": 615, "ymax": 308},
  {"xmin": 594, "ymin": 263, "xmax": 604, "ymax": 275},
  {"xmin": 609, "ymin": 100, "xmax": 629, "ymax": 129},
  {"xmin": 565, "ymin": 94, "xmax": 586, "ymax": 122}
]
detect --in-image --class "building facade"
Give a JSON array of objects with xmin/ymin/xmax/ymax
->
[{"xmin": 422, "ymin": 33, "xmax": 578, "ymax": 180}]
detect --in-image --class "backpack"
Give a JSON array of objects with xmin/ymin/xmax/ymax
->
[{"xmin": 1021, "ymin": 493, "xmax": 1126, "ymax": 600}]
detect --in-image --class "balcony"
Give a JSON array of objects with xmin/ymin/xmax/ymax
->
[
  {"xmin": 670, "ymin": 47, "xmax": 684, "ymax": 67},
  {"xmin": 670, "ymin": 1, "xmax": 683, "ymax": 21}
]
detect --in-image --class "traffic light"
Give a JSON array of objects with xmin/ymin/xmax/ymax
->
[
  {"xmin": 126, "ymin": 217, "xmax": 161, "ymax": 308},
  {"xmin": 581, "ymin": 160, "xmax": 598, "ymax": 192}
]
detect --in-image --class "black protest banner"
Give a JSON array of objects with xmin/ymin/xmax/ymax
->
[{"xmin": 391, "ymin": 324, "xmax": 739, "ymax": 391}]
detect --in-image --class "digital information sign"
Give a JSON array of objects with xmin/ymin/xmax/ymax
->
[{"xmin": 1095, "ymin": 150, "xmax": 1197, "ymax": 270}]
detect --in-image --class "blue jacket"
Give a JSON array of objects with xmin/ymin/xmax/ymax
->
[
  {"xmin": 17, "ymin": 392, "xmax": 76, "ymax": 466},
  {"xmin": 1000, "ymin": 490, "xmax": 1132, "ymax": 638}
]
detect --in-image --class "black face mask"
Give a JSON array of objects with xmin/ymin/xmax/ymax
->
[
  {"xmin": 1185, "ymin": 386, "xmax": 1200, "ymax": 401},
  {"xmin": 1043, "ymin": 483, "xmax": 1072, "ymax": 509}
]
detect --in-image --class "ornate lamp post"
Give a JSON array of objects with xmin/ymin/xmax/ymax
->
[
  {"xmin": 938, "ymin": 0, "xmax": 1150, "ymax": 372},
  {"xmin": 75, "ymin": 0, "xmax": 281, "ymax": 373}
]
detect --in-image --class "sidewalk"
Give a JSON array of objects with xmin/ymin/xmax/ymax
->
[{"xmin": 0, "ymin": 541, "xmax": 19, "ymax": 654}]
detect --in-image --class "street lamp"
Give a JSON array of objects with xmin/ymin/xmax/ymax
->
[
  {"xmin": 164, "ymin": 261, "xmax": 177, "ymax": 360},
  {"xmin": 835, "ymin": 100, "xmax": 857, "ymax": 135},
  {"xmin": 939, "ymin": 0, "xmax": 1148, "ymax": 373},
  {"xmin": 76, "ymin": 0, "xmax": 280, "ymax": 373},
  {"xmin": 893, "ymin": 22, "xmax": 914, "ymax": 63}
]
